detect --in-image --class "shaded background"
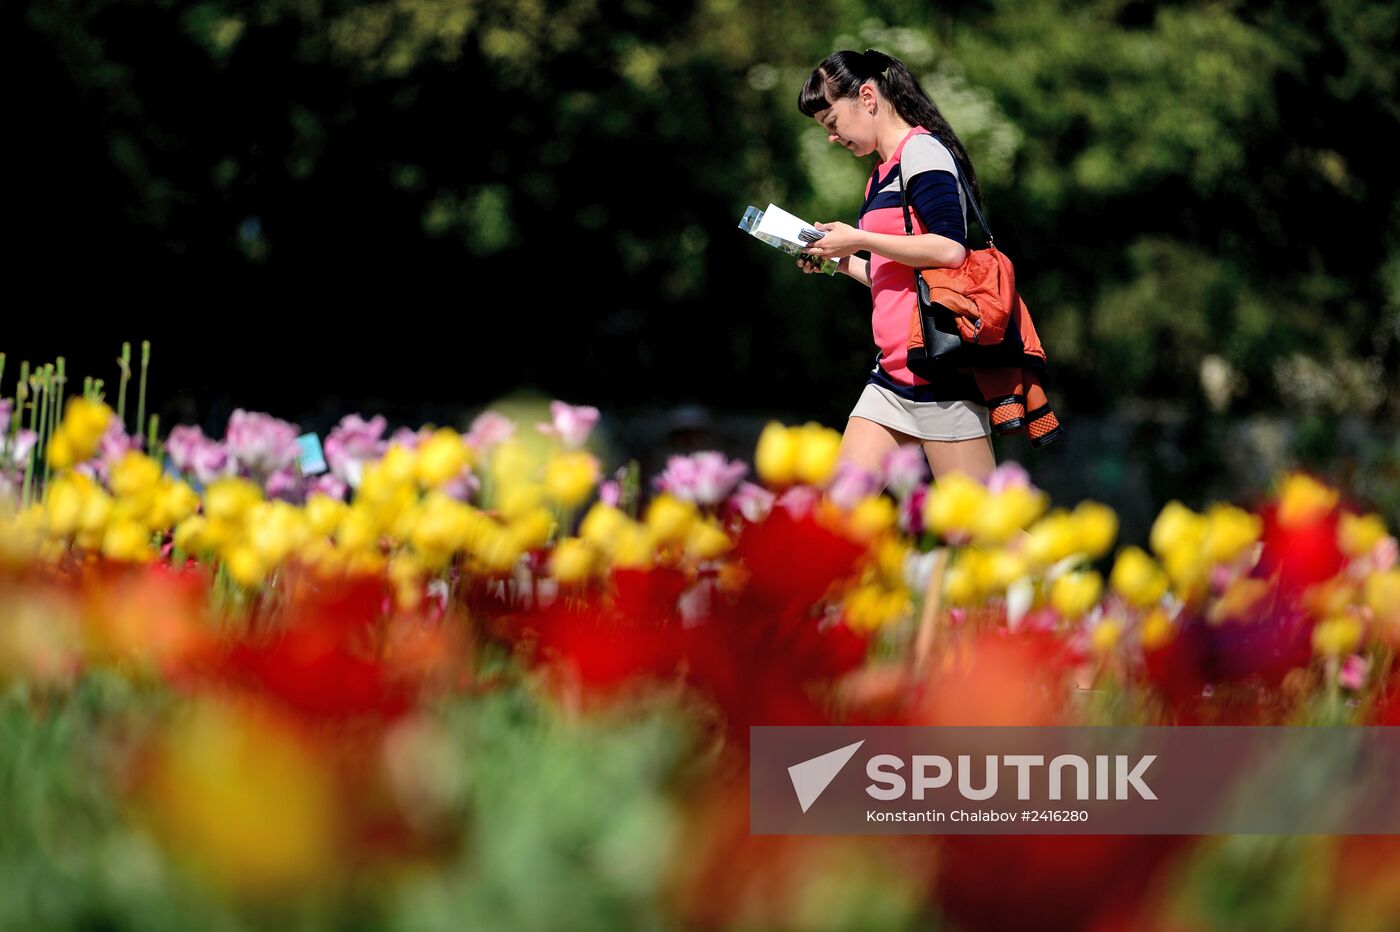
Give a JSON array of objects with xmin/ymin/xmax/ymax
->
[{"xmin": 4, "ymin": 0, "xmax": 1399, "ymax": 533}]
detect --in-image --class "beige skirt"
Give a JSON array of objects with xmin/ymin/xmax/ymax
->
[{"xmin": 849, "ymin": 382, "xmax": 991, "ymax": 441}]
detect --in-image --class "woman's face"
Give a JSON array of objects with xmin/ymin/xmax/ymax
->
[{"xmin": 814, "ymin": 93, "xmax": 876, "ymax": 157}]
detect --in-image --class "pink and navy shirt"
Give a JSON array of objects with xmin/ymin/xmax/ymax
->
[{"xmin": 857, "ymin": 126, "xmax": 982, "ymax": 402}]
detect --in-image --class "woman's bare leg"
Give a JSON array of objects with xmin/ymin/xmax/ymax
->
[
  {"xmin": 922, "ymin": 435, "xmax": 996, "ymax": 483},
  {"xmin": 840, "ymin": 416, "xmax": 913, "ymax": 476}
]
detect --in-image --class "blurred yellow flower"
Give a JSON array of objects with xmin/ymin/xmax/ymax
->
[
  {"xmin": 1024, "ymin": 509, "xmax": 1078, "ymax": 567},
  {"xmin": 580, "ymin": 503, "xmax": 627, "ymax": 552},
  {"xmin": 543, "ymin": 451, "xmax": 600, "ymax": 508},
  {"xmin": 47, "ymin": 398, "xmax": 113, "ymax": 469},
  {"xmin": 843, "ymin": 583, "xmax": 910, "ymax": 631},
  {"xmin": 755, "ymin": 422, "xmax": 798, "ymax": 486},
  {"xmin": 550, "ymin": 537, "xmax": 599, "ymax": 583},
  {"xmin": 205, "ymin": 478, "xmax": 263, "ymax": 524},
  {"xmin": 943, "ymin": 551, "xmax": 985, "ymax": 606},
  {"xmin": 1277, "ymin": 473, "xmax": 1338, "ymax": 528},
  {"xmin": 43, "ymin": 473, "xmax": 88, "ymax": 538},
  {"xmin": 1339, "ymin": 512, "xmax": 1388, "ymax": 559},
  {"xmin": 507, "ymin": 508, "xmax": 555, "ymax": 552},
  {"xmin": 174, "ymin": 515, "xmax": 210, "ymax": 555},
  {"xmin": 1150, "ymin": 501, "xmax": 1206, "ymax": 557},
  {"xmin": 336, "ymin": 506, "xmax": 381, "ymax": 553},
  {"xmin": 491, "ymin": 482, "xmax": 541, "ymax": 523},
  {"xmin": 1365, "ymin": 570, "xmax": 1400, "ymax": 626},
  {"xmin": 490, "ymin": 439, "xmax": 541, "ymax": 489},
  {"xmin": 977, "ymin": 548, "xmax": 1029, "ymax": 594},
  {"xmin": 848, "ymin": 495, "xmax": 897, "ymax": 542},
  {"xmin": 645, "ymin": 494, "xmax": 697, "ymax": 546},
  {"xmin": 794, "ymin": 423, "xmax": 841, "ymax": 486},
  {"xmin": 143, "ymin": 700, "xmax": 340, "ymax": 897},
  {"xmin": 684, "ymin": 519, "xmax": 732, "ymax": 561},
  {"xmin": 415, "ymin": 429, "xmax": 472, "ymax": 488},
  {"xmin": 611, "ymin": 522, "xmax": 658, "ymax": 570},
  {"xmin": 1140, "ymin": 609, "xmax": 1175, "ymax": 650},
  {"xmin": 973, "ymin": 485, "xmax": 1048, "ymax": 545},
  {"xmin": 102, "ymin": 519, "xmax": 153, "ymax": 563},
  {"xmin": 1090, "ymin": 618, "xmax": 1123, "ymax": 654},
  {"xmin": 1051, "ymin": 571, "xmax": 1102, "ymax": 619},
  {"xmin": 1302, "ymin": 578, "xmax": 1356, "ymax": 621},
  {"xmin": 148, "ymin": 478, "xmax": 201, "ymax": 531},
  {"xmin": 305, "ymin": 494, "xmax": 349, "ymax": 537},
  {"xmin": 473, "ymin": 527, "xmax": 524, "ymax": 574},
  {"xmin": 109, "ymin": 452, "xmax": 163, "ymax": 498},
  {"xmin": 247, "ymin": 502, "xmax": 312, "ymax": 566},
  {"xmin": 1312, "ymin": 615, "xmax": 1362, "ymax": 657},
  {"xmin": 924, "ymin": 472, "xmax": 988, "ymax": 541},
  {"xmin": 1109, "ymin": 547, "xmax": 1169, "ymax": 609},
  {"xmin": 1072, "ymin": 501, "xmax": 1118, "ymax": 559},
  {"xmin": 1207, "ymin": 578, "xmax": 1272, "ymax": 624},
  {"xmin": 225, "ymin": 545, "xmax": 269, "ymax": 588},
  {"xmin": 1202, "ymin": 504, "xmax": 1261, "ymax": 565}
]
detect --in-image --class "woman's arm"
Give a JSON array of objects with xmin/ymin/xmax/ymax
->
[
  {"xmin": 838, "ymin": 254, "xmax": 871, "ymax": 286},
  {"xmin": 858, "ymin": 231, "xmax": 966, "ymax": 269},
  {"xmin": 802, "ymin": 222, "xmax": 966, "ymax": 272}
]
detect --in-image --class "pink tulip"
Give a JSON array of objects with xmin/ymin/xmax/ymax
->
[
  {"xmin": 265, "ymin": 467, "xmax": 303, "ymax": 503},
  {"xmin": 655, "ymin": 451, "xmax": 747, "ymax": 506},
  {"xmin": 1339, "ymin": 654, "xmax": 1371, "ymax": 691},
  {"xmin": 165, "ymin": 425, "xmax": 208, "ymax": 473},
  {"xmin": 440, "ymin": 467, "xmax": 481, "ymax": 503},
  {"xmin": 826, "ymin": 462, "xmax": 881, "ymax": 511},
  {"xmin": 225, "ymin": 409, "xmax": 300, "ymax": 474},
  {"xmin": 986, "ymin": 461, "xmax": 1033, "ymax": 494},
  {"xmin": 536, "ymin": 401, "xmax": 599, "ymax": 449},
  {"xmin": 729, "ymin": 481, "xmax": 775, "ymax": 524},
  {"xmin": 598, "ymin": 479, "xmax": 622, "ymax": 508},
  {"xmin": 899, "ymin": 485, "xmax": 928, "ymax": 536},
  {"xmin": 307, "ymin": 474, "xmax": 349, "ymax": 502},
  {"xmin": 325, "ymin": 414, "xmax": 388, "ymax": 488},
  {"xmin": 190, "ymin": 439, "xmax": 234, "ymax": 486},
  {"xmin": 7, "ymin": 429, "xmax": 37, "ymax": 468},
  {"xmin": 466, "ymin": 411, "xmax": 515, "ymax": 451},
  {"xmin": 882, "ymin": 444, "xmax": 928, "ymax": 500}
]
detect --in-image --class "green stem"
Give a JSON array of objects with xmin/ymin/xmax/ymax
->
[
  {"xmin": 38, "ymin": 364, "xmax": 54, "ymax": 493},
  {"xmin": 117, "ymin": 342, "xmax": 131, "ymax": 431},
  {"xmin": 22, "ymin": 367, "xmax": 40, "ymax": 510},
  {"xmin": 137, "ymin": 340, "xmax": 150, "ymax": 449},
  {"xmin": 0, "ymin": 352, "xmax": 6, "ymax": 397},
  {"xmin": 147, "ymin": 414, "xmax": 160, "ymax": 462}
]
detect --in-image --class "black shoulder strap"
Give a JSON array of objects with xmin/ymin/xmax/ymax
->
[{"xmin": 897, "ymin": 133, "xmax": 994, "ymax": 246}]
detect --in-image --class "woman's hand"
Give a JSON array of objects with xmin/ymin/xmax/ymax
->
[{"xmin": 802, "ymin": 221, "xmax": 866, "ymax": 260}]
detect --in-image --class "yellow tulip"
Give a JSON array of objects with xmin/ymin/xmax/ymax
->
[
  {"xmin": 1302, "ymin": 578, "xmax": 1356, "ymax": 621},
  {"xmin": 47, "ymin": 398, "xmax": 113, "ymax": 469},
  {"xmin": 205, "ymin": 478, "xmax": 263, "ymax": 524},
  {"xmin": 45, "ymin": 431, "xmax": 76, "ymax": 471},
  {"xmin": 645, "ymin": 494, "xmax": 696, "ymax": 546},
  {"xmin": 923, "ymin": 472, "xmax": 988, "ymax": 541},
  {"xmin": 415, "ymin": 429, "xmax": 472, "ymax": 488},
  {"xmin": 843, "ymin": 584, "xmax": 910, "ymax": 632},
  {"xmin": 1339, "ymin": 512, "xmax": 1388, "ymax": 559},
  {"xmin": 1051, "ymin": 571, "xmax": 1103, "ymax": 619},
  {"xmin": 1024, "ymin": 509, "xmax": 1079, "ymax": 567},
  {"xmin": 794, "ymin": 422, "xmax": 842, "ymax": 486},
  {"xmin": 148, "ymin": 478, "xmax": 201, "ymax": 531},
  {"xmin": 143, "ymin": 700, "xmax": 340, "ymax": 897},
  {"xmin": 102, "ymin": 519, "xmax": 153, "ymax": 563},
  {"xmin": 875, "ymin": 538, "xmax": 910, "ymax": 589},
  {"xmin": 1090, "ymin": 619, "xmax": 1123, "ymax": 654},
  {"xmin": 1365, "ymin": 570, "xmax": 1400, "ymax": 626},
  {"xmin": 1312, "ymin": 615, "xmax": 1362, "ymax": 657},
  {"xmin": 43, "ymin": 474, "xmax": 87, "ymax": 538},
  {"xmin": 474, "ymin": 527, "xmax": 524, "ymax": 574},
  {"xmin": 336, "ymin": 506, "xmax": 381, "ymax": 553},
  {"xmin": 507, "ymin": 507, "xmax": 555, "ymax": 552},
  {"xmin": 1072, "ymin": 501, "xmax": 1118, "ymax": 559},
  {"xmin": 247, "ymin": 502, "xmax": 311, "ymax": 566},
  {"xmin": 943, "ymin": 551, "xmax": 985, "ymax": 606},
  {"xmin": 1277, "ymin": 473, "xmax": 1338, "ymax": 528},
  {"xmin": 109, "ymin": 452, "xmax": 163, "ymax": 498},
  {"xmin": 550, "ymin": 538, "xmax": 599, "ymax": 583},
  {"xmin": 1140, "ymin": 609, "xmax": 1175, "ymax": 650},
  {"xmin": 174, "ymin": 515, "xmax": 210, "ymax": 555},
  {"xmin": 848, "ymin": 495, "xmax": 897, "ymax": 543},
  {"xmin": 1207, "ymin": 578, "xmax": 1273, "ymax": 624},
  {"xmin": 304, "ymin": 494, "xmax": 348, "ymax": 537},
  {"xmin": 684, "ymin": 518, "xmax": 732, "ymax": 561},
  {"xmin": 1150, "ymin": 501, "xmax": 1206, "ymax": 557},
  {"xmin": 611, "ymin": 523, "xmax": 658, "ymax": 570},
  {"xmin": 543, "ymin": 451, "xmax": 600, "ymax": 508},
  {"xmin": 973, "ymin": 485, "xmax": 1049, "ymax": 545},
  {"xmin": 497, "ymin": 482, "xmax": 544, "ymax": 522},
  {"xmin": 225, "ymin": 545, "xmax": 269, "ymax": 588},
  {"xmin": 411, "ymin": 494, "xmax": 473, "ymax": 556},
  {"xmin": 754, "ymin": 422, "xmax": 798, "ymax": 486},
  {"xmin": 1202, "ymin": 504, "xmax": 1261, "ymax": 565},
  {"xmin": 1109, "ymin": 547, "xmax": 1169, "ymax": 609},
  {"xmin": 380, "ymin": 444, "xmax": 419, "ymax": 486},
  {"xmin": 981, "ymin": 548, "xmax": 1029, "ymax": 592},
  {"xmin": 580, "ymin": 503, "xmax": 627, "ymax": 553},
  {"xmin": 490, "ymin": 439, "xmax": 541, "ymax": 488}
]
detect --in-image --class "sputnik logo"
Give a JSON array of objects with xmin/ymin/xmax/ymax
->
[{"xmin": 787, "ymin": 740, "xmax": 865, "ymax": 813}]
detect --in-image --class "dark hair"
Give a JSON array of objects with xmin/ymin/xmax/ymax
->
[{"xmin": 798, "ymin": 49, "xmax": 983, "ymax": 205}]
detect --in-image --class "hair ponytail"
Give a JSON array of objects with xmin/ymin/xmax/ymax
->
[{"xmin": 798, "ymin": 49, "xmax": 983, "ymax": 206}]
